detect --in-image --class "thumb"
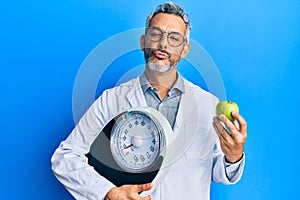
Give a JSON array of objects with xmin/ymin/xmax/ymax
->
[{"xmin": 135, "ymin": 183, "xmax": 153, "ymax": 193}]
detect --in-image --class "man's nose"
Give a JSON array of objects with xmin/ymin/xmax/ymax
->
[{"xmin": 158, "ymin": 34, "xmax": 168, "ymax": 49}]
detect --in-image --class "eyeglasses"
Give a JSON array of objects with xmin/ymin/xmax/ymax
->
[{"xmin": 146, "ymin": 26, "xmax": 186, "ymax": 47}]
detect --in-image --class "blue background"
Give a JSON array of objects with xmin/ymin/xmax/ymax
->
[{"xmin": 1, "ymin": 0, "xmax": 299, "ymax": 199}]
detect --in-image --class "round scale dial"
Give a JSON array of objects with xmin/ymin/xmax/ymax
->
[{"xmin": 110, "ymin": 111, "xmax": 163, "ymax": 173}]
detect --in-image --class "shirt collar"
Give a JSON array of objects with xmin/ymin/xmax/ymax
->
[
  {"xmin": 139, "ymin": 72, "xmax": 185, "ymax": 94},
  {"xmin": 140, "ymin": 73, "xmax": 153, "ymax": 93}
]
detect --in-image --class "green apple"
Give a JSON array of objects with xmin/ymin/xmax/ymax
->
[{"xmin": 215, "ymin": 101, "xmax": 239, "ymax": 122}]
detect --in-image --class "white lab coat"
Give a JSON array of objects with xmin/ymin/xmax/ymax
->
[{"xmin": 51, "ymin": 76, "xmax": 245, "ymax": 200}]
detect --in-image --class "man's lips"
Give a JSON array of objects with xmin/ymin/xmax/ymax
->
[{"xmin": 153, "ymin": 51, "xmax": 169, "ymax": 59}]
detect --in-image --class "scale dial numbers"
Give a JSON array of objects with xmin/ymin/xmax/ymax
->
[{"xmin": 110, "ymin": 112, "xmax": 161, "ymax": 173}]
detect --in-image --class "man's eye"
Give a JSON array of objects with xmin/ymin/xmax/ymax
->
[
  {"xmin": 169, "ymin": 35, "xmax": 180, "ymax": 42},
  {"xmin": 150, "ymin": 32, "xmax": 161, "ymax": 37}
]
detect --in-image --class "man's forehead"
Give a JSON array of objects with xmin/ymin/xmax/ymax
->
[{"xmin": 150, "ymin": 13, "xmax": 186, "ymax": 34}]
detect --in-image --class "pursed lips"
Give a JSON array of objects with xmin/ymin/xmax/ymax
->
[{"xmin": 152, "ymin": 50, "xmax": 170, "ymax": 60}]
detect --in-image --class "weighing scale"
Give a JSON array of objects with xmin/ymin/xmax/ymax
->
[{"xmin": 87, "ymin": 107, "xmax": 174, "ymax": 195}]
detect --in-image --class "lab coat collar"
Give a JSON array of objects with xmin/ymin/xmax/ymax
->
[{"xmin": 125, "ymin": 76, "xmax": 148, "ymax": 108}]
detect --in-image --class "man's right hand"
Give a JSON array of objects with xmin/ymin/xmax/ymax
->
[{"xmin": 104, "ymin": 183, "xmax": 152, "ymax": 200}]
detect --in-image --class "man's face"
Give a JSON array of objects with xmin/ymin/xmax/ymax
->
[{"xmin": 141, "ymin": 13, "xmax": 190, "ymax": 73}]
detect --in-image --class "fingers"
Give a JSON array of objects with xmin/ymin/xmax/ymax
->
[
  {"xmin": 213, "ymin": 116, "xmax": 230, "ymax": 142},
  {"xmin": 135, "ymin": 183, "xmax": 152, "ymax": 200},
  {"xmin": 136, "ymin": 183, "xmax": 153, "ymax": 193},
  {"xmin": 232, "ymin": 111, "xmax": 247, "ymax": 136},
  {"xmin": 133, "ymin": 183, "xmax": 153, "ymax": 199},
  {"xmin": 218, "ymin": 114, "xmax": 240, "ymax": 140},
  {"xmin": 217, "ymin": 113, "xmax": 247, "ymax": 140},
  {"xmin": 105, "ymin": 183, "xmax": 152, "ymax": 200},
  {"xmin": 142, "ymin": 195, "xmax": 152, "ymax": 200}
]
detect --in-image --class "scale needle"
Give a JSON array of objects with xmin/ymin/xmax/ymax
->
[{"xmin": 122, "ymin": 144, "xmax": 133, "ymax": 150}]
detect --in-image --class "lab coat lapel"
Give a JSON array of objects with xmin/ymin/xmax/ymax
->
[
  {"xmin": 170, "ymin": 80, "xmax": 218, "ymax": 161},
  {"xmin": 168, "ymin": 81, "xmax": 199, "ymax": 162},
  {"xmin": 125, "ymin": 77, "xmax": 147, "ymax": 108}
]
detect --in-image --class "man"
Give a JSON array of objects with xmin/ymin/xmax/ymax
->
[{"xmin": 51, "ymin": 2, "xmax": 247, "ymax": 200}]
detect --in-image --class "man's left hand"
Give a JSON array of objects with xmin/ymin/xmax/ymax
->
[{"xmin": 213, "ymin": 112, "xmax": 247, "ymax": 163}]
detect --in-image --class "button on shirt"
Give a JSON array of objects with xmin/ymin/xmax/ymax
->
[{"xmin": 140, "ymin": 73, "xmax": 184, "ymax": 129}]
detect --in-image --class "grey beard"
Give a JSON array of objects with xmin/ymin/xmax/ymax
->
[{"xmin": 147, "ymin": 58, "xmax": 174, "ymax": 73}]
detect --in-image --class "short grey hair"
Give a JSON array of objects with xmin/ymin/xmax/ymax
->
[{"xmin": 146, "ymin": 2, "xmax": 191, "ymax": 43}]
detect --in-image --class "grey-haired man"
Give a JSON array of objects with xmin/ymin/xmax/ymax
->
[{"xmin": 52, "ymin": 2, "xmax": 247, "ymax": 200}]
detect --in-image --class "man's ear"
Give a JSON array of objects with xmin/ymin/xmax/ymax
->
[
  {"xmin": 140, "ymin": 35, "xmax": 145, "ymax": 51},
  {"xmin": 180, "ymin": 43, "xmax": 190, "ymax": 59}
]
